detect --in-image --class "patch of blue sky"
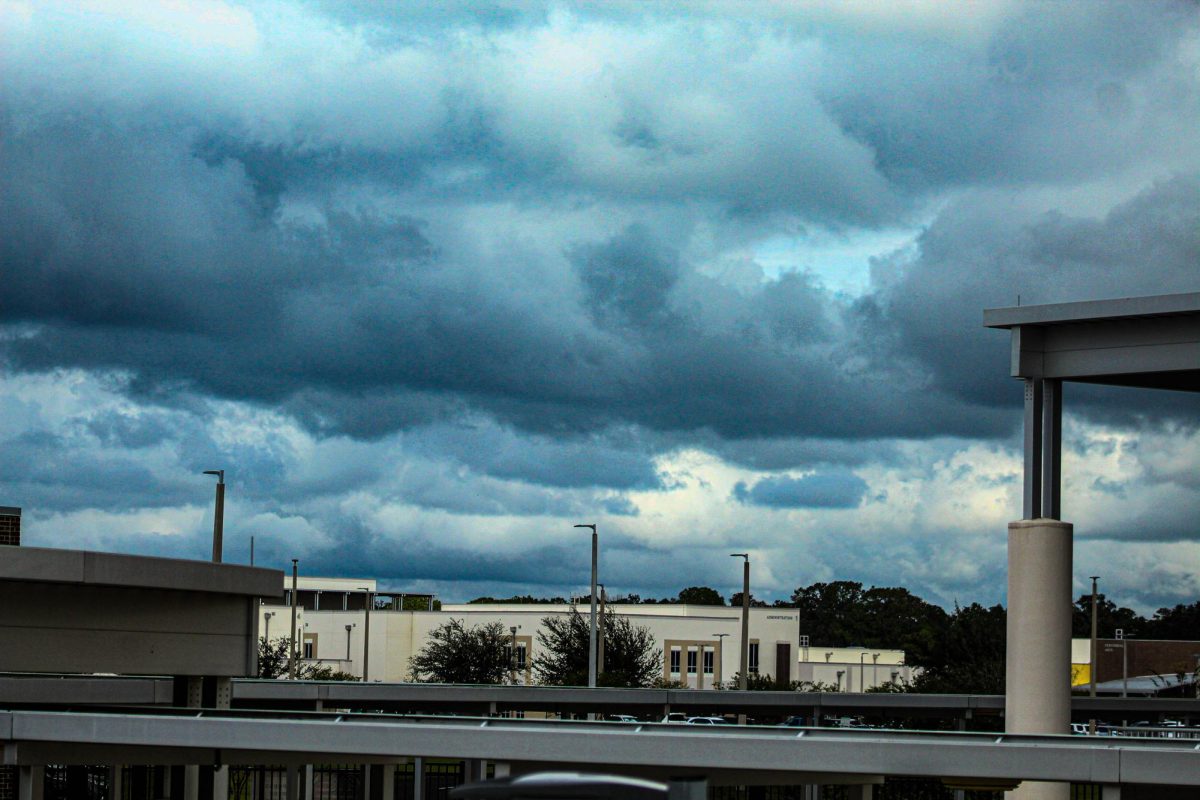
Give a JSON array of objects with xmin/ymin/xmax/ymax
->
[{"xmin": 752, "ymin": 225, "xmax": 922, "ymax": 298}]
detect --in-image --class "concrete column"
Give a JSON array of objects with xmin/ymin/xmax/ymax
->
[
  {"xmin": 1006, "ymin": 519, "xmax": 1073, "ymax": 800},
  {"xmin": 846, "ymin": 786, "xmax": 873, "ymax": 800},
  {"xmin": 412, "ymin": 758, "xmax": 424, "ymax": 800},
  {"xmin": 302, "ymin": 766, "xmax": 312, "ymax": 800},
  {"xmin": 380, "ymin": 766, "xmax": 396, "ymax": 800},
  {"xmin": 492, "ymin": 764, "xmax": 510, "ymax": 779},
  {"xmin": 17, "ymin": 766, "xmax": 43, "ymax": 800},
  {"xmin": 1101, "ymin": 787, "xmax": 1120, "ymax": 800},
  {"xmin": 285, "ymin": 767, "xmax": 299, "ymax": 800},
  {"xmin": 109, "ymin": 766, "xmax": 124, "ymax": 800},
  {"xmin": 667, "ymin": 778, "xmax": 706, "ymax": 800},
  {"xmin": 212, "ymin": 677, "xmax": 231, "ymax": 800}
]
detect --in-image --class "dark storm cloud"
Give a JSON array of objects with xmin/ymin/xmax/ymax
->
[
  {"xmin": 866, "ymin": 176, "xmax": 1200, "ymax": 423},
  {"xmin": 733, "ymin": 470, "xmax": 868, "ymax": 509},
  {"xmin": 1, "ymin": 0, "xmax": 1197, "ymax": 581}
]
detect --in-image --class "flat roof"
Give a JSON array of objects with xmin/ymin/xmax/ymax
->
[
  {"xmin": 984, "ymin": 291, "xmax": 1200, "ymax": 329},
  {"xmin": 983, "ymin": 290, "xmax": 1200, "ymax": 391},
  {"xmin": 0, "ymin": 546, "xmax": 281, "ymax": 597}
]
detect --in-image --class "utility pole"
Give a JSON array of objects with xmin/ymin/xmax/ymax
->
[
  {"xmin": 203, "ymin": 470, "xmax": 225, "ymax": 563},
  {"xmin": 1089, "ymin": 576, "xmax": 1099, "ymax": 734},
  {"xmin": 288, "ymin": 559, "xmax": 299, "ymax": 679},
  {"xmin": 510, "ymin": 626, "xmax": 519, "ymax": 685},
  {"xmin": 574, "ymin": 524, "xmax": 599, "ymax": 689},
  {"xmin": 359, "ymin": 587, "xmax": 373, "ymax": 682},
  {"xmin": 731, "ymin": 554, "xmax": 750, "ymax": 691},
  {"xmin": 598, "ymin": 584, "xmax": 607, "ymax": 678}
]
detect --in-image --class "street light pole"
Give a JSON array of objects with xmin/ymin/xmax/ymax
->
[
  {"xmin": 1089, "ymin": 576, "xmax": 1099, "ymax": 698},
  {"xmin": 574, "ymin": 524, "xmax": 598, "ymax": 689},
  {"xmin": 203, "ymin": 470, "xmax": 225, "ymax": 563},
  {"xmin": 1089, "ymin": 575, "xmax": 1100, "ymax": 735},
  {"xmin": 358, "ymin": 586, "xmax": 372, "ymax": 682},
  {"xmin": 288, "ymin": 559, "xmax": 298, "ymax": 679},
  {"xmin": 859, "ymin": 652, "xmax": 867, "ymax": 693},
  {"xmin": 597, "ymin": 583, "xmax": 606, "ymax": 678},
  {"xmin": 731, "ymin": 553, "xmax": 750, "ymax": 691},
  {"xmin": 714, "ymin": 632, "xmax": 730, "ymax": 686},
  {"xmin": 510, "ymin": 626, "xmax": 519, "ymax": 685}
]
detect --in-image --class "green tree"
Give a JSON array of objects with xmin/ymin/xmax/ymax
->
[
  {"xmin": 256, "ymin": 637, "xmax": 357, "ymax": 681},
  {"xmin": 723, "ymin": 671, "xmax": 791, "ymax": 690},
  {"xmin": 728, "ymin": 591, "xmax": 768, "ymax": 608},
  {"xmin": 534, "ymin": 607, "xmax": 662, "ymax": 687},
  {"xmin": 677, "ymin": 586, "xmax": 725, "ymax": 605},
  {"xmin": 789, "ymin": 581, "xmax": 947, "ymax": 668},
  {"xmin": 911, "ymin": 603, "xmax": 1006, "ymax": 694},
  {"xmin": 1144, "ymin": 601, "xmax": 1200, "ymax": 640},
  {"xmin": 1071, "ymin": 594, "xmax": 1145, "ymax": 639},
  {"xmin": 408, "ymin": 619, "xmax": 512, "ymax": 684}
]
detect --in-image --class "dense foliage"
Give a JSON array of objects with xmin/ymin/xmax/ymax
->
[
  {"xmin": 534, "ymin": 607, "xmax": 662, "ymax": 687},
  {"xmin": 408, "ymin": 619, "xmax": 513, "ymax": 684},
  {"xmin": 677, "ymin": 586, "xmax": 726, "ymax": 605}
]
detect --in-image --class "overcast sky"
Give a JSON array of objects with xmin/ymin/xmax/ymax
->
[{"xmin": 2, "ymin": 1, "xmax": 1197, "ymax": 612}]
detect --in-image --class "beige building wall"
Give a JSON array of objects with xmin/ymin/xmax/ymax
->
[{"xmin": 260, "ymin": 583, "xmax": 910, "ymax": 688}]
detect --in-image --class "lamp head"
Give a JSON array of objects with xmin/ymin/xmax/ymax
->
[
  {"xmin": 203, "ymin": 469, "xmax": 225, "ymax": 483},
  {"xmin": 730, "ymin": 553, "xmax": 749, "ymax": 561},
  {"xmin": 574, "ymin": 523, "xmax": 596, "ymax": 532}
]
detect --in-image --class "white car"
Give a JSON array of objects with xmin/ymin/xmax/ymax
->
[{"xmin": 685, "ymin": 716, "xmax": 732, "ymax": 725}]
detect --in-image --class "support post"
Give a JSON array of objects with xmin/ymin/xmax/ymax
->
[
  {"xmin": 17, "ymin": 766, "xmax": 43, "ymax": 800},
  {"xmin": 1006, "ymin": 518, "xmax": 1073, "ymax": 800},
  {"xmin": 846, "ymin": 786, "xmax": 873, "ymax": 800},
  {"xmin": 289, "ymin": 560, "xmax": 299, "ymax": 680},
  {"xmin": 1022, "ymin": 378, "xmax": 1044, "ymax": 519},
  {"xmin": 109, "ymin": 766, "xmax": 124, "ymax": 800},
  {"xmin": 1041, "ymin": 379, "xmax": 1062, "ymax": 520},
  {"xmin": 412, "ymin": 758, "xmax": 423, "ymax": 800},
  {"xmin": 667, "ymin": 778, "xmax": 707, "ymax": 800}
]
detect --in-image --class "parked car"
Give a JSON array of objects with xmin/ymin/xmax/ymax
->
[
  {"xmin": 779, "ymin": 716, "xmax": 808, "ymax": 727},
  {"xmin": 606, "ymin": 714, "xmax": 639, "ymax": 723},
  {"xmin": 660, "ymin": 712, "xmax": 688, "ymax": 724},
  {"xmin": 685, "ymin": 716, "xmax": 732, "ymax": 725}
]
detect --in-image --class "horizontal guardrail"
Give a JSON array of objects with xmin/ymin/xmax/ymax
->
[{"xmin": 6, "ymin": 707, "xmax": 1200, "ymax": 787}]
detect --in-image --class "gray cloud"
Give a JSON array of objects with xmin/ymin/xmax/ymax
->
[
  {"xmin": 2, "ymin": 1, "xmax": 1198, "ymax": 610},
  {"xmin": 733, "ymin": 471, "xmax": 869, "ymax": 509}
]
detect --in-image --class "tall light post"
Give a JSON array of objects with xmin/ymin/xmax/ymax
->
[
  {"xmin": 344, "ymin": 623, "xmax": 355, "ymax": 661},
  {"xmin": 713, "ymin": 632, "xmax": 730, "ymax": 685},
  {"xmin": 597, "ymin": 583, "xmax": 607, "ymax": 678},
  {"xmin": 1089, "ymin": 575, "xmax": 1100, "ymax": 735},
  {"xmin": 859, "ymin": 652, "xmax": 867, "ymax": 693},
  {"xmin": 263, "ymin": 611, "xmax": 275, "ymax": 640},
  {"xmin": 1089, "ymin": 576, "xmax": 1100, "ymax": 698},
  {"xmin": 203, "ymin": 470, "xmax": 225, "ymax": 563},
  {"xmin": 872, "ymin": 653, "xmax": 880, "ymax": 689},
  {"xmin": 288, "ymin": 559, "xmax": 299, "ymax": 679},
  {"xmin": 510, "ymin": 626, "xmax": 519, "ymax": 685},
  {"xmin": 731, "ymin": 553, "xmax": 750, "ymax": 691},
  {"xmin": 358, "ymin": 586, "xmax": 373, "ymax": 682},
  {"xmin": 574, "ymin": 524, "xmax": 598, "ymax": 689}
]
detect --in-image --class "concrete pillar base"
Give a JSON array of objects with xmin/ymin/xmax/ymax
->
[
  {"xmin": 1006, "ymin": 781, "xmax": 1069, "ymax": 800},
  {"xmin": 1005, "ymin": 519, "xmax": 1073, "ymax": 800}
]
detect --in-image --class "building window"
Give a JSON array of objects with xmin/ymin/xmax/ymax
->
[
  {"xmin": 703, "ymin": 648, "xmax": 714, "ymax": 674},
  {"xmin": 302, "ymin": 635, "xmax": 317, "ymax": 660},
  {"xmin": 799, "ymin": 635, "xmax": 810, "ymax": 648},
  {"xmin": 670, "ymin": 649, "xmax": 681, "ymax": 674},
  {"xmin": 517, "ymin": 644, "xmax": 527, "ymax": 670},
  {"xmin": 749, "ymin": 642, "xmax": 759, "ymax": 674},
  {"xmin": 687, "ymin": 649, "xmax": 698, "ymax": 674}
]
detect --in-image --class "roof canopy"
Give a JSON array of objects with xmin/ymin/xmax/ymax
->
[{"xmin": 984, "ymin": 291, "xmax": 1200, "ymax": 392}]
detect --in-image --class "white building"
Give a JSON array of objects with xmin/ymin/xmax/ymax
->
[{"xmin": 266, "ymin": 578, "xmax": 914, "ymax": 690}]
